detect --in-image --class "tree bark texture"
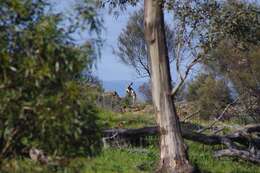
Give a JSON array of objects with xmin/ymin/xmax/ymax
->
[{"xmin": 144, "ymin": 1, "xmax": 194, "ymax": 172}]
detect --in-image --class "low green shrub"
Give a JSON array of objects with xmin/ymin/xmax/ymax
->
[
  {"xmin": 186, "ymin": 73, "xmax": 232, "ymax": 119},
  {"xmin": 0, "ymin": 0, "xmax": 101, "ymax": 157}
]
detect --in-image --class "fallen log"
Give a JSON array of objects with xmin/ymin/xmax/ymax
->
[
  {"xmin": 214, "ymin": 148, "xmax": 260, "ymax": 164},
  {"xmin": 103, "ymin": 126, "xmax": 233, "ymax": 146},
  {"xmin": 102, "ymin": 123, "xmax": 260, "ymax": 163},
  {"xmin": 103, "ymin": 124, "xmax": 260, "ymax": 146}
]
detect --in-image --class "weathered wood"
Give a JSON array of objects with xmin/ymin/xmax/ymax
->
[
  {"xmin": 197, "ymin": 94, "xmax": 243, "ymax": 133},
  {"xmin": 236, "ymin": 123, "xmax": 260, "ymax": 133},
  {"xmin": 103, "ymin": 124, "xmax": 260, "ymax": 163},
  {"xmin": 214, "ymin": 149, "xmax": 260, "ymax": 163},
  {"xmin": 103, "ymin": 124, "xmax": 260, "ymax": 146},
  {"xmin": 144, "ymin": 0, "xmax": 194, "ymax": 172},
  {"xmin": 103, "ymin": 126, "xmax": 223, "ymax": 146},
  {"xmin": 103, "ymin": 126, "xmax": 158, "ymax": 138},
  {"xmin": 181, "ymin": 110, "xmax": 200, "ymax": 122}
]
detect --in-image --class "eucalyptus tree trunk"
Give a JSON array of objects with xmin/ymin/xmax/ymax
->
[{"xmin": 144, "ymin": 0, "xmax": 194, "ymax": 172}]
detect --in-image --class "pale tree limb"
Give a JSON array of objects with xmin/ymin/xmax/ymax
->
[
  {"xmin": 103, "ymin": 124, "xmax": 260, "ymax": 163},
  {"xmin": 170, "ymin": 18, "xmax": 202, "ymax": 96},
  {"xmin": 0, "ymin": 128, "xmax": 19, "ymax": 158},
  {"xmin": 197, "ymin": 94, "xmax": 243, "ymax": 133},
  {"xmin": 214, "ymin": 148, "xmax": 260, "ymax": 164},
  {"xmin": 171, "ymin": 55, "xmax": 201, "ymax": 96},
  {"xmin": 103, "ymin": 124, "xmax": 260, "ymax": 147},
  {"xmin": 213, "ymin": 127, "xmax": 225, "ymax": 134},
  {"xmin": 181, "ymin": 109, "xmax": 200, "ymax": 122}
]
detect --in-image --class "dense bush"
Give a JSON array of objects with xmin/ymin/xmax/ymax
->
[
  {"xmin": 206, "ymin": 41, "xmax": 260, "ymax": 122},
  {"xmin": 0, "ymin": 0, "xmax": 101, "ymax": 157},
  {"xmin": 186, "ymin": 74, "xmax": 232, "ymax": 119},
  {"xmin": 202, "ymin": 1, "xmax": 260, "ymax": 121},
  {"xmin": 19, "ymin": 81, "xmax": 101, "ymax": 157}
]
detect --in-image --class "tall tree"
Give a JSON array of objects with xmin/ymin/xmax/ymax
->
[
  {"xmin": 144, "ymin": 0, "xmax": 194, "ymax": 172},
  {"xmin": 115, "ymin": 9, "xmax": 175, "ymax": 78}
]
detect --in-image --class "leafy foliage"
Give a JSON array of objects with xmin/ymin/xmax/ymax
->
[
  {"xmin": 115, "ymin": 9, "xmax": 175, "ymax": 78},
  {"xmin": 208, "ymin": 0, "xmax": 260, "ymax": 47},
  {"xmin": 0, "ymin": 0, "xmax": 101, "ymax": 157},
  {"xmin": 186, "ymin": 74, "xmax": 232, "ymax": 119},
  {"xmin": 203, "ymin": 1, "xmax": 260, "ymax": 121},
  {"xmin": 167, "ymin": 0, "xmax": 260, "ymax": 121}
]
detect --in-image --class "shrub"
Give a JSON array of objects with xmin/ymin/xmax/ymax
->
[
  {"xmin": 0, "ymin": 0, "xmax": 101, "ymax": 157},
  {"xmin": 18, "ymin": 81, "xmax": 102, "ymax": 157},
  {"xmin": 186, "ymin": 73, "xmax": 232, "ymax": 119}
]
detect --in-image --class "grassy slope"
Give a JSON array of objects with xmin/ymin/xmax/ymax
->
[
  {"xmin": 98, "ymin": 110, "xmax": 156, "ymax": 128},
  {"xmin": 2, "ymin": 143, "xmax": 259, "ymax": 173},
  {"xmin": 72, "ymin": 142, "xmax": 260, "ymax": 173},
  {"xmin": 97, "ymin": 110, "xmax": 260, "ymax": 173},
  {"xmin": 1, "ymin": 110, "xmax": 260, "ymax": 173}
]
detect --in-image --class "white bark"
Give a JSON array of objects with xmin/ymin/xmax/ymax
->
[{"xmin": 144, "ymin": 0, "xmax": 194, "ymax": 172}]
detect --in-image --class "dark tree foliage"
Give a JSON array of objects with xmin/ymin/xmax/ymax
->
[
  {"xmin": 203, "ymin": 1, "xmax": 260, "ymax": 121},
  {"xmin": 207, "ymin": 0, "xmax": 260, "ymax": 47},
  {"xmin": 0, "ymin": 0, "xmax": 101, "ymax": 157},
  {"xmin": 164, "ymin": 0, "xmax": 259, "ymax": 54},
  {"xmin": 99, "ymin": 0, "xmax": 139, "ymax": 9},
  {"xmin": 115, "ymin": 9, "xmax": 175, "ymax": 78},
  {"xmin": 186, "ymin": 73, "xmax": 232, "ymax": 119}
]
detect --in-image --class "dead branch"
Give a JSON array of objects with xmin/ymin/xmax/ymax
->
[
  {"xmin": 213, "ymin": 127, "xmax": 225, "ymax": 134},
  {"xmin": 197, "ymin": 94, "xmax": 242, "ymax": 133},
  {"xmin": 214, "ymin": 148, "xmax": 260, "ymax": 164},
  {"xmin": 171, "ymin": 55, "xmax": 201, "ymax": 96},
  {"xmin": 236, "ymin": 123, "xmax": 260, "ymax": 133},
  {"xmin": 103, "ymin": 124, "xmax": 260, "ymax": 146},
  {"xmin": 171, "ymin": 22, "xmax": 202, "ymax": 97},
  {"xmin": 0, "ymin": 128, "xmax": 19, "ymax": 158},
  {"xmin": 102, "ymin": 123, "xmax": 260, "ymax": 163},
  {"xmin": 181, "ymin": 109, "xmax": 200, "ymax": 122}
]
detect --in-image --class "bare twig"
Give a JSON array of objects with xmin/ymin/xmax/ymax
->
[
  {"xmin": 197, "ymin": 94, "xmax": 243, "ymax": 133},
  {"xmin": 213, "ymin": 127, "xmax": 225, "ymax": 134},
  {"xmin": 0, "ymin": 128, "xmax": 19, "ymax": 158},
  {"xmin": 214, "ymin": 148, "xmax": 260, "ymax": 163},
  {"xmin": 103, "ymin": 132, "xmax": 118, "ymax": 140},
  {"xmin": 171, "ymin": 55, "xmax": 201, "ymax": 96},
  {"xmin": 181, "ymin": 109, "xmax": 200, "ymax": 122}
]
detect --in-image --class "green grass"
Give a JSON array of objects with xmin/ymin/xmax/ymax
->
[
  {"xmin": 2, "ymin": 142, "xmax": 260, "ymax": 173},
  {"xmin": 75, "ymin": 148, "xmax": 158, "ymax": 173},
  {"xmin": 98, "ymin": 110, "xmax": 156, "ymax": 128},
  {"xmin": 0, "ymin": 147, "xmax": 158, "ymax": 173},
  {"xmin": 1, "ymin": 110, "xmax": 259, "ymax": 173},
  {"xmin": 188, "ymin": 141, "xmax": 260, "ymax": 173}
]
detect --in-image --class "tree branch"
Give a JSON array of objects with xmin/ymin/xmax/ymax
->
[
  {"xmin": 197, "ymin": 94, "xmax": 243, "ymax": 133},
  {"xmin": 181, "ymin": 109, "xmax": 200, "ymax": 122},
  {"xmin": 171, "ymin": 55, "xmax": 201, "ymax": 96},
  {"xmin": 103, "ymin": 123, "xmax": 260, "ymax": 163},
  {"xmin": 214, "ymin": 148, "xmax": 260, "ymax": 164}
]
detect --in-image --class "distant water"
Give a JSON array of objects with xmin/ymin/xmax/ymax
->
[{"xmin": 102, "ymin": 80, "xmax": 146, "ymax": 101}]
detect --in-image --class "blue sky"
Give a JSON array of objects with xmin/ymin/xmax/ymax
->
[
  {"xmin": 94, "ymin": 6, "xmax": 144, "ymax": 82},
  {"xmin": 50, "ymin": 0, "xmax": 145, "ymax": 82},
  {"xmin": 49, "ymin": 0, "xmax": 200, "ymax": 86}
]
